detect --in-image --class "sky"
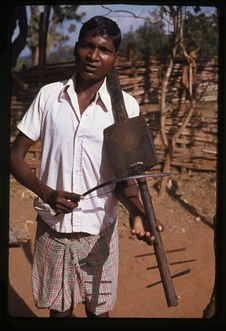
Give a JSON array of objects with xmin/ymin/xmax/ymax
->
[
  {"xmin": 71, "ymin": 4, "xmax": 160, "ymax": 40},
  {"xmin": 12, "ymin": 4, "xmax": 217, "ymax": 58},
  {"xmin": 18, "ymin": 4, "xmax": 160, "ymax": 57}
]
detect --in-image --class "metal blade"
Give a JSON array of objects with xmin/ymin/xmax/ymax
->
[{"xmin": 82, "ymin": 172, "xmax": 170, "ymax": 196}]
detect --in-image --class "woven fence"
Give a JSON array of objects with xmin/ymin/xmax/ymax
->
[{"xmin": 10, "ymin": 55, "xmax": 218, "ymax": 173}]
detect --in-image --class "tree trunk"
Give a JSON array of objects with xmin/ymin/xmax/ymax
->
[
  {"xmin": 32, "ymin": 47, "xmax": 39, "ymax": 66},
  {"xmin": 30, "ymin": 6, "xmax": 40, "ymax": 66},
  {"xmin": 159, "ymin": 150, "xmax": 171, "ymax": 198},
  {"xmin": 11, "ymin": 6, "xmax": 28, "ymax": 68},
  {"xmin": 159, "ymin": 7, "xmax": 181, "ymax": 197},
  {"xmin": 38, "ymin": 6, "xmax": 51, "ymax": 66}
]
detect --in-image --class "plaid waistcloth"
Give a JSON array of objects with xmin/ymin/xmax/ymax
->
[{"xmin": 32, "ymin": 217, "xmax": 119, "ymax": 315}]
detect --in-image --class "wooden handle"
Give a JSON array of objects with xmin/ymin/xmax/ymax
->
[
  {"xmin": 137, "ymin": 178, "xmax": 178, "ymax": 307},
  {"xmin": 106, "ymin": 68, "xmax": 128, "ymax": 122}
]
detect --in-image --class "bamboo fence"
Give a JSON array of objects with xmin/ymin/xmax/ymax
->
[{"xmin": 10, "ymin": 56, "xmax": 218, "ymax": 173}]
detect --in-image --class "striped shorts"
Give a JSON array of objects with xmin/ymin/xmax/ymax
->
[{"xmin": 32, "ymin": 218, "xmax": 119, "ymax": 315}]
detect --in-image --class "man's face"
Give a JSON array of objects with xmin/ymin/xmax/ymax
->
[{"xmin": 75, "ymin": 31, "xmax": 119, "ymax": 83}]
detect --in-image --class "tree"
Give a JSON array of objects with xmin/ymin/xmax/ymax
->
[
  {"xmin": 46, "ymin": 5, "xmax": 84, "ymax": 59},
  {"xmin": 11, "ymin": 6, "xmax": 28, "ymax": 68},
  {"xmin": 159, "ymin": 6, "xmax": 205, "ymax": 197},
  {"xmin": 101, "ymin": 5, "xmax": 218, "ymax": 197},
  {"xmin": 27, "ymin": 5, "xmax": 84, "ymax": 66},
  {"xmin": 27, "ymin": 6, "xmax": 40, "ymax": 66},
  {"xmin": 119, "ymin": 8, "xmax": 218, "ymax": 58},
  {"xmin": 136, "ymin": 21, "xmax": 171, "ymax": 56},
  {"xmin": 120, "ymin": 20, "xmax": 172, "ymax": 57},
  {"xmin": 119, "ymin": 29, "xmax": 139, "ymax": 57},
  {"xmin": 39, "ymin": 6, "xmax": 51, "ymax": 66},
  {"xmin": 47, "ymin": 45, "xmax": 75, "ymax": 64},
  {"xmin": 183, "ymin": 12, "xmax": 218, "ymax": 56}
]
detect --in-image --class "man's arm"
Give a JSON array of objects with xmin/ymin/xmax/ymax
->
[
  {"xmin": 115, "ymin": 180, "xmax": 155, "ymax": 245},
  {"xmin": 10, "ymin": 132, "xmax": 83, "ymax": 214}
]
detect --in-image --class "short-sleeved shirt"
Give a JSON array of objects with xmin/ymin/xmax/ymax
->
[{"xmin": 17, "ymin": 74, "xmax": 140, "ymax": 234}]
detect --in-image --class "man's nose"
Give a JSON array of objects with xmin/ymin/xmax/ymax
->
[{"xmin": 87, "ymin": 48, "xmax": 99, "ymax": 61}]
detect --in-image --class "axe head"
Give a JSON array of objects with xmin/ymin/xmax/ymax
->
[{"xmin": 104, "ymin": 115, "xmax": 159, "ymax": 178}]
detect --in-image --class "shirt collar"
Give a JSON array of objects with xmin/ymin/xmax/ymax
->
[
  {"xmin": 96, "ymin": 77, "xmax": 112, "ymax": 112},
  {"xmin": 58, "ymin": 74, "xmax": 75, "ymax": 102},
  {"xmin": 58, "ymin": 73, "xmax": 112, "ymax": 112}
]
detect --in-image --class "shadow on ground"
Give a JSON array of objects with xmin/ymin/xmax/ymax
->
[
  {"xmin": 8, "ymin": 284, "xmax": 36, "ymax": 317},
  {"xmin": 154, "ymin": 180, "xmax": 214, "ymax": 230}
]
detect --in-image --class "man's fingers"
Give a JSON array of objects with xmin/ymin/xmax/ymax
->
[
  {"xmin": 131, "ymin": 229, "xmax": 144, "ymax": 237},
  {"xmin": 55, "ymin": 200, "xmax": 78, "ymax": 213},
  {"xmin": 55, "ymin": 192, "xmax": 82, "ymax": 214},
  {"xmin": 57, "ymin": 196, "xmax": 78, "ymax": 208},
  {"xmin": 131, "ymin": 228, "xmax": 155, "ymax": 245},
  {"xmin": 145, "ymin": 235, "xmax": 155, "ymax": 245},
  {"xmin": 64, "ymin": 192, "xmax": 84, "ymax": 203},
  {"xmin": 60, "ymin": 192, "xmax": 84, "ymax": 210},
  {"xmin": 70, "ymin": 194, "xmax": 84, "ymax": 203}
]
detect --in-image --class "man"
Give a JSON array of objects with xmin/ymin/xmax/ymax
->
[{"xmin": 10, "ymin": 16, "xmax": 153, "ymax": 318}]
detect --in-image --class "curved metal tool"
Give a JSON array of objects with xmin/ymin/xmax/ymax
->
[{"xmin": 82, "ymin": 172, "xmax": 170, "ymax": 196}]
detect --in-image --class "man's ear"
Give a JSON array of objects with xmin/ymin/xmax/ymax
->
[
  {"xmin": 73, "ymin": 42, "xmax": 78, "ymax": 57},
  {"xmin": 114, "ymin": 51, "xmax": 120, "ymax": 67}
]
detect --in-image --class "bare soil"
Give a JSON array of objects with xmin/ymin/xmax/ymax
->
[{"xmin": 8, "ymin": 168, "xmax": 216, "ymax": 319}]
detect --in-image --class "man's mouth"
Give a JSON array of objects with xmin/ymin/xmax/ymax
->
[{"xmin": 83, "ymin": 63, "xmax": 99, "ymax": 72}]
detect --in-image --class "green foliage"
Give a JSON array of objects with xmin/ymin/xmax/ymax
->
[
  {"xmin": 68, "ymin": 24, "xmax": 76, "ymax": 33},
  {"xmin": 136, "ymin": 21, "xmax": 171, "ymax": 56},
  {"xmin": 27, "ymin": 6, "xmax": 40, "ymax": 50},
  {"xmin": 12, "ymin": 57, "xmax": 31, "ymax": 72},
  {"xmin": 47, "ymin": 45, "xmax": 74, "ymax": 64},
  {"xmin": 22, "ymin": 6, "xmax": 218, "ymax": 65},
  {"xmin": 120, "ymin": 10, "xmax": 218, "ymax": 58},
  {"xmin": 26, "ymin": 5, "xmax": 84, "ymax": 63},
  {"xmin": 54, "ymin": 5, "xmax": 83, "ymax": 23},
  {"xmin": 183, "ymin": 12, "xmax": 218, "ymax": 56},
  {"xmin": 120, "ymin": 21, "xmax": 172, "ymax": 57}
]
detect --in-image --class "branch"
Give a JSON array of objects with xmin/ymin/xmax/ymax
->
[
  {"xmin": 101, "ymin": 5, "xmax": 162, "ymax": 24},
  {"xmin": 172, "ymin": 100, "xmax": 196, "ymax": 149},
  {"xmin": 172, "ymin": 83, "xmax": 210, "ymax": 149},
  {"xmin": 160, "ymin": 58, "xmax": 174, "ymax": 149},
  {"xmin": 160, "ymin": 14, "xmax": 179, "ymax": 149}
]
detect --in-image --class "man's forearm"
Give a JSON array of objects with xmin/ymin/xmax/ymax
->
[
  {"xmin": 10, "ymin": 152, "xmax": 53, "ymax": 203},
  {"xmin": 10, "ymin": 148, "xmax": 83, "ymax": 214},
  {"xmin": 115, "ymin": 180, "xmax": 145, "ymax": 216}
]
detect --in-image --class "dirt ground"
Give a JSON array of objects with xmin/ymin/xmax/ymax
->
[{"xmin": 8, "ymin": 168, "xmax": 216, "ymax": 321}]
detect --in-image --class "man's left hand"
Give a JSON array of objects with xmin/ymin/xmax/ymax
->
[{"xmin": 130, "ymin": 215, "xmax": 164, "ymax": 245}]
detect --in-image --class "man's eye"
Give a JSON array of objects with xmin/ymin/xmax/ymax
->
[
  {"xmin": 79, "ymin": 42, "xmax": 92, "ymax": 49},
  {"xmin": 100, "ymin": 47, "xmax": 111, "ymax": 53},
  {"xmin": 81, "ymin": 44, "xmax": 91, "ymax": 49}
]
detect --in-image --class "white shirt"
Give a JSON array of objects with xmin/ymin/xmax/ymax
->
[{"xmin": 17, "ymin": 74, "xmax": 140, "ymax": 234}]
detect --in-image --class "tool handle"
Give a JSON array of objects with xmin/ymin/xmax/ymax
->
[
  {"xmin": 106, "ymin": 68, "xmax": 128, "ymax": 122},
  {"xmin": 137, "ymin": 178, "xmax": 178, "ymax": 307}
]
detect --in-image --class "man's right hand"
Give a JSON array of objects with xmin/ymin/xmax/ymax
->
[{"xmin": 46, "ymin": 190, "xmax": 84, "ymax": 215}]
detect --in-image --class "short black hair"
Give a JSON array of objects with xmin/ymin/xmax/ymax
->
[{"xmin": 78, "ymin": 16, "xmax": 121, "ymax": 51}]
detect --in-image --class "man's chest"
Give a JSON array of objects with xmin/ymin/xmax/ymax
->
[{"xmin": 42, "ymin": 101, "xmax": 115, "ymax": 146}]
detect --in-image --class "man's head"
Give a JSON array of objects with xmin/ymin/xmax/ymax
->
[
  {"xmin": 78, "ymin": 16, "xmax": 121, "ymax": 52},
  {"xmin": 74, "ymin": 16, "xmax": 121, "ymax": 83}
]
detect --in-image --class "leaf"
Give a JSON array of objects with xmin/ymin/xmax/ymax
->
[{"xmin": 68, "ymin": 24, "xmax": 76, "ymax": 33}]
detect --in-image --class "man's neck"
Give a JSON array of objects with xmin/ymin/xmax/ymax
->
[
  {"xmin": 75, "ymin": 74, "xmax": 105, "ymax": 95},
  {"xmin": 75, "ymin": 74, "xmax": 105, "ymax": 115}
]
